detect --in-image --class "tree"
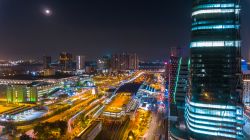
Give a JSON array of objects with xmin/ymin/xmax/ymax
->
[
  {"xmin": 34, "ymin": 121, "xmax": 67, "ymax": 140},
  {"xmin": 34, "ymin": 122, "xmax": 51, "ymax": 140},
  {"xmin": 20, "ymin": 133, "xmax": 32, "ymax": 140},
  {"xmin": 4, "ymin": 122, "xmax": 17, "ymax": 135}
]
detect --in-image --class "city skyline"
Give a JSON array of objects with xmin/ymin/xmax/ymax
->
[
  {"xmin": 0, "ymin": 0, "xmax": 249, "ymax": 60},
  {"xmin": 0, "ymin": 1, "xmax": 250, "ymax": 140}
]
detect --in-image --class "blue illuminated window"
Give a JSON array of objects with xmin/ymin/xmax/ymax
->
[
  {"xmin": 192, "ymin": 25, "xmax": 239, "ymax": 31},
  {"xmin": 192, "ymin": 9, "xmax": 240, "ymax": 16},
  {"xmin": 193, "ymin": 3, "xmax": 237, "ymax": 10},
  {"xmin": 190, "ymin": 41, "xmax": 241, "ymax": 48},
  {"xmin": 188, "ymin": 105, "xmax": 236, "ymax": 117},
  {"xmin": 186, "ymin": 122, "xmax": 237, "ymax": 138}
]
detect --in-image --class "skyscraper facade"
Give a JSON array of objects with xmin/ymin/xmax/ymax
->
[
  {"xmin": 76, "ymin": 55, "xmax": 85, "ymax": 70},
  {"xmin": 185, "ymin": 1, "xmax": 244, "ymax": 139},
  {"xmin": 169, "ymin": 47, "xmax": 182, "ymax": 105},
  {"xmin": 174, "ymin": 58, "xmax": 190, "ymax": 109}
]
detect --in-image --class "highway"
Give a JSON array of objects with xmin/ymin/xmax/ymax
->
[
  {"xmin": 112, "ymin": 118, "xmax": 130, "ymax": 140},
  {"xmin": 68, "ymin": 96, "xmax": 106, "ymax": 133},
  {"xmin": 95, "ymin": 118, "xmax": 130, "ymax": 140},
  {"xmin": 143, "ymin": 112, "xmax": 167, "ymax": 140},
  {"xmin": 45, "ymin": 94, "xmax": 95, "ymax": 123}
]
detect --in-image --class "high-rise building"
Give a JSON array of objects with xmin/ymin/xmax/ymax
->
[
  {"xmin": 129, "ymin": 53, "xmax": 139, "ymax": 70},
  {"xmin": 59, "ymin": 52, "xmax": 73, "ymax": 71},
  {"xmin": 170, "ymin": 47, "xmax": 181, "ymax": 57},
  {"xmin": 167, "ymin": 47, "xmax": 188, "ymax": 116},
  {"xmin": 85, "ymin": 61, "xmax": 97, "ymax": 73},
  {"xmin": 169, "ymin": 47, "xmax": 182, "ymax": 104},
  {"xmin": 42, "ymin": 56, "xmax": 55, "ymax": 76},
  {"xmin": 174, "ymin": 58, "xmax": 190, "ymax": 108},
  {"xmin": 111, "ymin": 53, "xmax": 138, "ymax": 71},
  {"xmin": 76, "ymin": 55, "xmax": 85, "ymax": 70},
  {"xmin": 242, "ymin": 59, "xmax": 250, "ymax": 106},
  {"xmin": 97, "ymin": 55, "xmax": 111, "ymax": 73},
  {"xmin": 243, "ymin": 71, "xmax": 250, "ymax": 107},
  {"xmin": 43, "ymin": 56, "xmax": 52, "ymax": 69},
  {"xmin": 167, "ymin": 48, "xmax": 190, "ymax": 138},
  {"xmin": 185, "ymin": 1, "xmax": 243, "ymax": 139}
]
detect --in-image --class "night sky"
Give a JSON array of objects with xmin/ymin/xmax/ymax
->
[{"xmin": 0, "ymin": 0, "xmax": 249, "ymax": 61}]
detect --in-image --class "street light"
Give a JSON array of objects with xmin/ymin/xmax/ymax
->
[{"xmin": 128, "ymin": 131, "xmax": 135, "ymax": 140}]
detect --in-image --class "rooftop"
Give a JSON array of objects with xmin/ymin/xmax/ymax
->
[{"xmin": 105, "ymin": 93, "xmax": 131, "ymax": 113}]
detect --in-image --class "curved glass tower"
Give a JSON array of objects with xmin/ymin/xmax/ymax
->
[{"xmin": 185, "ymin": 0, "xmax": 244, "ymax": 139}]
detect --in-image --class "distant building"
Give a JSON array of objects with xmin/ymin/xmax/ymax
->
[
  {"xmin": 168, "ymin": 57, "xmax": 189, "ymax": 115},
  {"xmin": 85, "ymin": 61, "xmax": 97, "ymax": 74},
  {"xmin": 43, "ymin": 56, "xmax": 52, "ymax": 69},
  {"xmin": 111, "ymin": 53, "xmax": 138, "ymax": 71},
  {"xmin": 173, "ymin": 58, "xmax": 189, "ymax": 108},
  {"xmin": 97, "ymin": 55, "xmax": 111, "ymax": 73},
  {"xmin": 42, "ymin": 56, "xmax": 55, "ymax": 76},
  {"xmin": 167, "ymin": 47, "xmax": 190, "ymax": 139},
  {"xmin": 170, "ymin": 47, "xmax": 181, "ymax": 57},
  {"xmin": 76, "ymin": 55, "xmax": 85, "ymax": 70},
  {"xmin": 243, "ymin": 71, "xmax": 250, "ymax": 106},
  {"xmin": 138, "ymin": 61, "xmax": 165, "ymax": 72},
  {"xmin": 242, "ymin": 59, "xmax": 250, "ymax": 106},
  {"xmin": 168, "ymin": 47, "xmax": 182, "ymax": 104},
  {"xmin": 42, "ymin": 68, "xmax": 56, "ymax": 76},
  {"xmin": 0, "ymin": 61, "xmax": 43, "ymax": 76},
  {"xmin": 59, "ymin": 52, "xmax": 73, "ymax": 71}
]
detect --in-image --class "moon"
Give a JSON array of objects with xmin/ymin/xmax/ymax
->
[
  {"xmin": 43, "ymin": 8, "xmax": 52, "ymax": 16},
  {"xmin": 45, "ymin": 9, "xmax": 50, "ymax": 14}
]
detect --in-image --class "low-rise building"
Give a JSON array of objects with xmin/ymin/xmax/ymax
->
[
  {"xmin": 7, "ymin": 85, "xmax": 37, "ymax": 103},
  {"xmin": 6, "ymin": 81, "xmax": 62, "ymax": 103}
]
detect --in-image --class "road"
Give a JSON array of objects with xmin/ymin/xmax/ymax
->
[
  {"xmin": 95, "ymin": 118, "xmax": 130, "ymax": 140},
  {"xmin": 114, "ymin": 72, "xmax": 145, "ymax": 93},
  {"xmin": 68, "ymin": 96, "xmax": 106, "ymax": 133},
  {"xmin": 143, "ymin": 112, "xmax": 166, "ymax": 140},
  {"xmin": 112, "ymin": 118, "xmax": 130, "ymax": 140},
  {"xmin": 45, "ymin": 95, "xmax": 95, "ymax": 122}
]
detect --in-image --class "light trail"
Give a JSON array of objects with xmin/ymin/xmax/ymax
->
[{"xmin": 67, "ymin": 97, "xmax": 106, "ymax": 133}]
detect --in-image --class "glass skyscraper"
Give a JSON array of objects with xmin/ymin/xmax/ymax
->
[{"xmin": 185, "ymin": 0, "xmax": 244, "ymax": 139}]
